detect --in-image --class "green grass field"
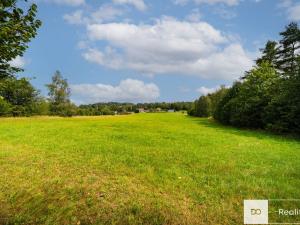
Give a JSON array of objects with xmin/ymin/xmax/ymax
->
[{"xmin": 0, "ymin": 113, "xmax": 300, "ymax": 225}]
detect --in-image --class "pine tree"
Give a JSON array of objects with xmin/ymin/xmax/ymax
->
[
  {"xmin": 276, "ymin": 22, "xmax": 300, "ymax": 75},
  {"xmin": 256, "ymin": 40, "xmax": 278, "ymax": 67}
]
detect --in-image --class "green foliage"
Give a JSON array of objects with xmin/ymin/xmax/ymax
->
[
  {"xmin": 214, "ymin": 82, "xmax": 242, "ymax": 125},
  {"xmin": 192, "ymin": 22, "xmax": 300, "ymax": 134},
  {"xmin": 217, "ymin": 63, "xmax": 279, "ymax": 128},
  {"xmin": 256, "ymin": 40, "xmax": 278, "ymax": 67},
  {"xmin": 0, "ymin": 0, "xmax": 42, "ymax": 117},
  {"xmin": 264, "ymin": 67, "xmax": 300, "ymax": 132},
  {"xmin": 30, "ymin": 97, "xmax": 50, "ymax": 115},
  {"xmin": 215, "ymin": 63, "xmax": 282, "ymax": 128},
  {"xmin": 46, "ymin": 71, "xmax": 74, "ymax": 117},
  {"xmin": 189, "ymin": 86, "xmax": 228, "ymax": 118},
  {"xmin": 192, "ymin": 96, "xmax": 211, "ymax": 117},
  {"xmin": 276, "ymin": 22, "xmax": 300, "ymax": 75},
  {"xmin": 209, "ymin": 85, "xmax": 228, "ymax": 117},
  {"xmin": 0, "ymin": 77, "xmax": 39, "ymax": 116},
  {"xmin": 0, "ymin": 97, "xmax": 12, "ymax": 116},
  {"xmin": 79, "ymin": 102, "xmax": 193, "ymax": 116},
  {"xmin": 101, "ymin": 106, "xmax": 115, "ymax": 115},
  {"xmin": 0, "ymin": 0, "xmax": 42, "ymax": 78}
]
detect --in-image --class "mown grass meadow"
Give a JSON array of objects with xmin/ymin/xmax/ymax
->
[{"xmin": 0, "ymin": 113, "xmax": 300, "ymax": 225}]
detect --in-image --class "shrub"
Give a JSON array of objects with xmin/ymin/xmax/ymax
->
[{"xmin": 0, "ymin": 97, "xmax": 12, "ymax": 116}]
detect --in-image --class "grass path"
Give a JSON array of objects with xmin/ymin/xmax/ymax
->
[{"xmin": 0, "ymin": 113, "xmax": 300, "ymax": 224}]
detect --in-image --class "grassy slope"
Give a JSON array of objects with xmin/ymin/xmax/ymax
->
[{"xmin": 0, "ymin": 113, "xmax": 300, "ymax": 225}]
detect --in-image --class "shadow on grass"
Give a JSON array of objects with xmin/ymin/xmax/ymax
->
[{"xmin": 185, "ymin": 115, "xmax": 300, "ymax": 143}]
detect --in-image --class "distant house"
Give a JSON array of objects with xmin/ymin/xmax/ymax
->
[
  {"xmin": 156, "ymin": 108, "xmax": 162, "ymax": 112},
  {"xmin": 138, "ymin": 108, "xmax": 145, "ymax": 113},
  {"xmin": 168, "ymin": 109, "xmax": 175, "ymax": 113}
]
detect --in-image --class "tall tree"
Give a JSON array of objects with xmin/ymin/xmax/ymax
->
[
  {"xmin": 256, "ymin": 40, "xmax": 278, "ymax": 67},
  {"xmin": 46, "ymin": 71, "xmax": 75, "ymax": 116},
  {"xmin": 208, "ymin": 85, "xmax": 228, "ymax": 117},
  {"xmin": 276, "ymin": 22, "xmax": 300, "ymax": 75},
  {"xmin": 194, "ymin": 96, "xmax": 211, "ymax": 117},
  {"xmin": 0, "ymin": 0, "xmax": 42, "ymax": 79}
]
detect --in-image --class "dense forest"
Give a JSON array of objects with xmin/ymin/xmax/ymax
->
[{"xmin": 190, "ymin": 22, "xmax": 300, "ymax": 134}]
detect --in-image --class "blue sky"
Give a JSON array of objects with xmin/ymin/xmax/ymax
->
[{"xmin": 14, "ymin": 0, "xmax": 300, "ymax": 104}]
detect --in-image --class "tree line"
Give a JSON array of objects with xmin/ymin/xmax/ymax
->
[
  {"xmin": 78, "ymin": 102, "xmax": 192, "ymax": 116},
  {"xmin": 189, "ymin": 22, "xmax": 300, "ymax": 134}
]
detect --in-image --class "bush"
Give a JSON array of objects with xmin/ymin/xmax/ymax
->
[
  {"xmin": 214, "ymin": 82, "xmax": 242, "ymax": 125},
  {"xmin": 0, "ymin": 77, "xmax": 39, "ymax": 117},
  {"xmin": 50, "ymin": 102, "xmax": 77, "ymax": 117},
  {"xmin": 101, "ymin": 106, "xmax": 115, "ymax": 115},
  {"xmin": 0, "ymin": 97, "xmax": 12, "ymax": 116},
  {"xmin": 194, "ymin": 96, "xmax": 211, "ymax": 117}
]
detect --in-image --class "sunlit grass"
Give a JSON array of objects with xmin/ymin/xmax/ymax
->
[{"xmin": 0, "ymin": 113, "xmax": 300, "ymax": 224}]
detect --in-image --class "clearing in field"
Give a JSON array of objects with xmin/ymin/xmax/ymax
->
[{"xmin": 0, "ymin": 113, "xmax": 300, "ymax": 225}]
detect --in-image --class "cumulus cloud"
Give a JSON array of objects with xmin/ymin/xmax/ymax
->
[
  {"xmin": 82, "ymin": 47, "xmax": 123, "ymax": 69},
  {"xmin": 64, "ymin": 10, "xmax": 86, "ymax": 25},
  {"xmin": 9, "ymin": 56, "xmax": 26, "ymax": 68},
  {"xmin": 196, "ymin": 86, "xmax": 218, "ymax": 95},
  {"xmin": 84, "ymin": 17, "xmax": 253, "ymax": 80},
  {"xmin": 173, "ymin": 0, "xmax": 240, "ymax": 6},
  {"xmin": 71, "ymin": 79, "xmax": 160, "ymax": 103},
  {"xmin": 112, "ymin": 0, "xmax": 147, "ymax": 11}
]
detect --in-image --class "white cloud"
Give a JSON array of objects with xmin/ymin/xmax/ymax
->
[
  {"xmin": 64, "ymin": 10, "xmax": 86, "ymax": 25},
  {"xmin": 91, "ymin": 5, "xmax": 124, "ymax": 22},
  {"xmin": 173, "ymin": 0, "xmax": 240, "ymax": 6},
  {"xmin": 71, "ymin": 79, "xmax": 160, "ymax": 103},
  {"xmin": 82, "ymin": 48, "xmax": 105, "ymax": 64},
  {"xmin": 64, "ymin": 5, "xmax": 124, "ymax": 25},
  {"xmin": 112, "ymin": 0, "xmax": 147, "ymax": 11},
  {"xmin": 9, "ymin": 56, "xmax": 26, "ymax": 68},
  {"xmin": 84, "ymin": 17, "xmax": 253, "ymax": 80},
  {"xmin": 47, "ymin": 0, "xmax": 85, "ymax": 6},
  {"xmin": 196, "ymin": 85, "xmax": 231, "ymax": 95},
  {"xmin": 196, "ymin": 86, "xmax": 218, "ymax": 95},
  {"xmin": 83, "ymin": 47, "xmax": 123, "ymax": 69}
]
